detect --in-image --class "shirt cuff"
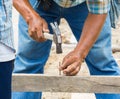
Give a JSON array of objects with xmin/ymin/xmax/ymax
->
[{"xmin": 86, "ymin": 0, "xmax": 111, "ymax": 14}]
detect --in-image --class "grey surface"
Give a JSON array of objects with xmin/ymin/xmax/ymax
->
[{"xmin": 12, "ymin": 74, "xmax": 120, "ymax": 93}]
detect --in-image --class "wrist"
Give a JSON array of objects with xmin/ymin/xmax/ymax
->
[
  {"xmin": 74, "ymin": 45, "xmax": 88, "ymax": 60},
  {"xmin": 26, "ymin": 12, "xmax": 40, "ymax": 24}
]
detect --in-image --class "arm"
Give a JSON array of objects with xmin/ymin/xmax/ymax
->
[
  {"xmin": 59, "ymin": 0, "xmax": 111, "ymax": 76},
  {"xmin": 75, "ymin": 13, "xmax": 107, "ymax": 58},
  {"xmin": 13, "ymin": 0, "xmax": 49, "ymax": 42},
  {"xmin": 60, "ymin": 13, "xmax": 107, "ymax": 76}
]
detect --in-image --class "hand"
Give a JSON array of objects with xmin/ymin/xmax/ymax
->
[
  {"xmin": 27, "ymin": 13, "xmax": 49, "ymax": 42},
  {"xmin": 59, "ymin": 50, "xmax": 84, "ymax": 76}
]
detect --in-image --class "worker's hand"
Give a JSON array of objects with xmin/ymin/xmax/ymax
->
[
  {"xmin": 59, "ymin": 50, "xmax": 84, "ymax": 76},
  {"xmin": 28, "ymin": 13, "xmax": 49, "ymax": 42}
]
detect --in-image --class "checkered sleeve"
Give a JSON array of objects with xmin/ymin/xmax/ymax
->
[{"xmin": 86, "ymin": 0, "xmax": 111, "ymax": 14}]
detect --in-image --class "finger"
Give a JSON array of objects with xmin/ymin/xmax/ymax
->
[
  {"xmin": 34, "ymin": 31, "xmax": 41, "ymax": 42},
  {"xmin": 60, "ymin": 53, "xmax": 80, "ymax": 71},
  {"xmin": 28, "ymin": 28, "xmax": 38, "ymax": 41},
  {"xmin": 60, "ymin": 56, "xmax": 76, "ymax": 70},
  {"xmin": 36, "ymin": 27, "xmax": 46, "ymax": 42},
  {"xmin": 63, "ymin": 61, "xmax": 81, "ymax": 74},
  {"xmin": 32, "ymin": 32, "xmax": 40, "ymax": 42},
  {"xmin": 70, "ymin": 66, "xmax": 80, "ymax": 76},
  {"xmin": 42, "ymin": 19, "xmax": 49, "ymax": 32},
  {"xmin": 29, "ymin": 27, "xmax": 43, "ymax": 42},
  {"xmin": 28, "ymin": 27, "xmax": 34, "ymax": 37},
  {"xmin": 63, "ymin": 62, "xmax": 79, "ymax": 74},
  {"xmin": 36, "ymin": 26, "xmax": 44, "ymax": 39}
]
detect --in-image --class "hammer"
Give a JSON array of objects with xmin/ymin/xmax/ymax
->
[{"xmin": 44, "ymin": 22, "xmax": 62, "ymax": 54}]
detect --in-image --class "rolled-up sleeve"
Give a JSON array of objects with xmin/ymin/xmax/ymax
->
[{"xmin": 86, "ymin": 0, "xmax": 111, "ymax": 14}]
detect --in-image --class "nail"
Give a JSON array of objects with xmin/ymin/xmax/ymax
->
[{"xmin": 59, "ymin": 62, "xmax": 61, "ymax": 75}]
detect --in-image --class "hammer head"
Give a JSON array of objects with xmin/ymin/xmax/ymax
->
[{"xmin": 50, "ymin": 22, "xmax": 62, "ymax": 54}]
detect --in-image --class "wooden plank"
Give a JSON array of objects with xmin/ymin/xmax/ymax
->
[{"xmin": 12, "ymin": 74, "xmax": 120, "ymax": 93}]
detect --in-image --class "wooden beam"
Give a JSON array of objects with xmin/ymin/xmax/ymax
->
[{"xmin": 12, "ymin": 74, "xmax": 120, "ymax": 93}]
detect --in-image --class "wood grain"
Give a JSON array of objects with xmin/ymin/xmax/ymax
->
[{"xmin": 12, "ymin": 74, "xmax": 120, "ymax": 93}]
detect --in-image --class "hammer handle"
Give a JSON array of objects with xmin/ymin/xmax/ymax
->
[{"xmin": 44, "ymin": 33, "xmax": 53, "ymax": 41}]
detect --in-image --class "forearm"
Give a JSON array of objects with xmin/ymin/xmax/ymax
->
[
  {"xmin": 13, "ymin": 0, "xmax": 39, "ymax": 23},
  {"xmin": 13, "ymin": 0, "xmax": 49, "ymax": 42},
  {"xmin": 75, "ymin": 13, "xmax": 107, "ymax": 59}
]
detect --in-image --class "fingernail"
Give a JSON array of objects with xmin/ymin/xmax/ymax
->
[
  {"xmin": 63, "ymin": 71, "xmax": 67, "ymax": 74},
  {"xmin": 59, "ymin": 67, "xmax": 62, "ymax": 70},
  {"xmin": 43, "ymin": 28, "xmax": 49, "ymax": 32}
]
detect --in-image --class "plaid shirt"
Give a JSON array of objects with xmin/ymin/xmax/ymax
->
[
  {"xmin": 0, "ymin": 0, "xmax": 14, "ymax": 49},
  {"xmin": 53, "ymin": 0, "xmax": 111, "ymax": 14}
]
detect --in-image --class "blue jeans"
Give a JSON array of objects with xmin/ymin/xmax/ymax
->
[
  {"xmin": 12, "ymin": 0, "xmax": 120, "ymax": 99},
  {"xmin": 0, "ymin": 60, "xmax": 13, "ymax": 99},
  {"xmin": 110, "ymin": 0, "xmax": 120, "ymax": 28}
]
